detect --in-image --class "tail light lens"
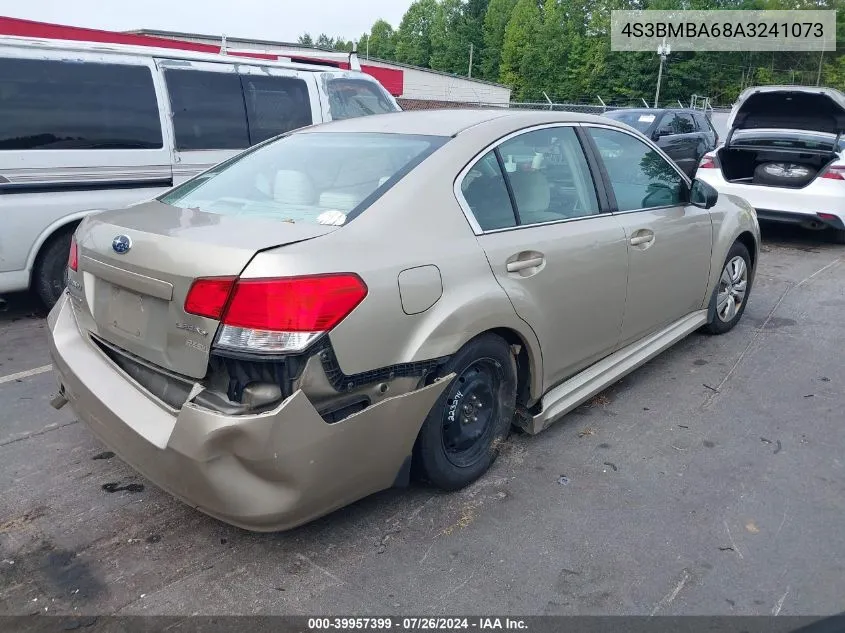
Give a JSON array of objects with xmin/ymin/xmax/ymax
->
[
  {"xmin": 821, "ymin": 165, "xmax": 845, "ymax": 180},
  {"xmin": 184, "ymin": 277, "xmax": 237, "ymax": 320},
  {"xmin": 698, "ymin": 152, "xmax": 719, "ymax": 169},
  {"xmin": 184, "ymin": 274, "xmax": 368, "ymax": 354},
  {"xmin": 68, "ymin": 235, "xmax": 78, "ymax": 272}
]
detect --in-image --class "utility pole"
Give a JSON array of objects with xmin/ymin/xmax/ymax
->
[
  {"xmin": 366, "ymin": 37, "xmax": 369, "ymax": 60},
  {"xmin": 468, "ymin": 43, "xmax": 474, "ymax": 78},
  {"xmin": 817, "ymin": 50, "xmax": 824, "ymax": 86},
  {"xmin": 654, "ymin": 39, "xmax": 670, "ymax": 109}
]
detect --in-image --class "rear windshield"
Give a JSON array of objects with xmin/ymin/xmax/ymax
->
[
  {"xmin": 603, "ymin": 110, "xmax": 657, "ymax": 133},
  {"xmin": 326, "ymin": 78, "xmax": 398, "ymax": 120},
  {"xmin": 731, "ymin": 129, "xmax": 844, "ymax": 152},
  {"xmin": 159, "ymin": 132, "xmax": 446, "ymax": 224}
]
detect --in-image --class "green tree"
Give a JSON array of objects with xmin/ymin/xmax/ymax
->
[
  {"xmin": 461, "ymin": 0, "xmax": 491, "ymax": 77},
  {"xmin": 500, "ymin": 0, "xmax": 542, "ymax": 96},
  {"xmin": 314, "ymin": 33, "xmax": 335, "ymax": 49},
  {"xmin": 333, "ymin": 38, "xmax": 354, "ymax": 52},
  {"xmin": 395, "ymin": 0, "xmax": 439, "ymax": 67},
  {"xmin": 481, "ymin": 0, "xmax": 518, "ymax": 81},
  {"xmin": 430, "ymin": 0, "xmax": 466, "ymax": 73},
  {"xmin": 297, "ymin": 33, "xmax": 314, "ymax": 47},
  {"xmin": 368, "ymin": 19, "xmax": 397, "ymax": 60}
]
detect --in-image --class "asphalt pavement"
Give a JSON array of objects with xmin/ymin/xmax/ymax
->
[{"xmin": 1, "ymin": 223, "xmax": 844, "ymax": 616}]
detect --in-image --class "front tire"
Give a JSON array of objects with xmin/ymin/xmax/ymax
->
[
  {"xmin": 33, "ymin": 228, "xmax": 74, "ymax": 310},
  {"xmin": 414, "ymin": 334, "xmax": 517, "ymax": 491},
  {"xmin": 704, "ymin": 241, "xmax": 752, "ymax": 335}
]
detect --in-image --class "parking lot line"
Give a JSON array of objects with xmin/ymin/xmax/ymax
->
[{"xmin": 0, "ymin": 364, "xmax": 53, "ymax": 385}]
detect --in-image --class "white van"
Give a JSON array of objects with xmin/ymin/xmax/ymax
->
[{"xmin": 0, "ymin": 36, "xmax": 401, "ymax": 307}]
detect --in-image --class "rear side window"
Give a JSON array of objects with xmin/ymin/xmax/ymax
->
[
  {"xmin": 0, "ymin": 58, "xmax": 162, "ymax": 150},
  {"xmin": 241, "ymin": 75, "xmax": 313, "ymax": 143},
  {"xmin": 658, "ymin": 113, "xmax": 696, "ymax": 135},
  {"xmin": 326, "ymin": 78, "xmax": 398, "ymax": 120},
  {"xmin": 460, "ymin": 151, "xmax": 517, "ymax": 231},
  {"xmin": 164, "ymin": 69, "xmax": 250, "ymax": 150},
  {"xmin": 498, "ymin": 127, "xmax": 599, "ymax": 224}
]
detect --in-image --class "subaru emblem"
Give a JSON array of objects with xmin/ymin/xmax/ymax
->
[{"xmin": 112, "ymin": 235, "xmax": 132, "ymax": 254}]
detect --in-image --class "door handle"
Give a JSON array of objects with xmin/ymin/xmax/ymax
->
[
  {"xmin": 506, "ymin": 256, "xmax": 544, "ymax": 272},
  {"xmin": 629, "ymin": 232, "xmax": 655, "ymax": 247}
]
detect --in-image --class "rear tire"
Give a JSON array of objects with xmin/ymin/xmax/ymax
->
[
  {"xmin": 33, "ymin": 228, "xmax": 73, "ymax": 310},
  {"xmin": 831, "ymin": 229, "xmax": 845, "ymax": 245},
  {"xmin": 414, "ymin": 334, "xmax": 517, "ymax": 491},
  {"xmin": 704, "ymin": 241, "xmax": 752, "ymax": 335}
]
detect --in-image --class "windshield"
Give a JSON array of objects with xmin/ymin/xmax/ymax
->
[
  {"xmin": 604, "ymin": 110, "xmax": 657, "ymax": 133},
  {"xmin": 160, "ymin": 132, "xmax": 446, "ymax": 224},
  {"xmin": 730, "ymin": 129, "xmax": 845, "ymax": 152},
  {"xmin": 326, "ymin": 78, "xmax": 398, "ymax": 120}
]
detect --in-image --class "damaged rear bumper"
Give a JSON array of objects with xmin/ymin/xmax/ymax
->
[{"xmin": 47, "ymin": 293, "xmax": 453, "ymax": 532}]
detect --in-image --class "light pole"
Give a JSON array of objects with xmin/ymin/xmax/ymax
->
[{"xmin": 654, "ymin": 39, "xmax": 671, "ymax": 108}]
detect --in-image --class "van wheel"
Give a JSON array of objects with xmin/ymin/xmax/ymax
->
[
  {"xmin": 704, "ymin": 241, "xmax": 752, "ymax": 335},
  {"xmin": 414, "ymin": 334, "xmax": 517, "ymax": 491},
  {"xmin": 34, "ymin": 228, "xmax": 73, "ymax": 310}
]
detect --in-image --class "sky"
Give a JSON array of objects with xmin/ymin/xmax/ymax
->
[{"xmin": 0, "ymin": 0, "xmax": 414, "ymax": 43}]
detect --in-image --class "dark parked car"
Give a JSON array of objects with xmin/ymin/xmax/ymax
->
[{"xmin": 603, "ymin": 108, "xmax": 718, "ymax": 177}]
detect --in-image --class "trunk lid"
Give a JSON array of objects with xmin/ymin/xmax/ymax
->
[
  {"xmin": 728, "ymin": 86, "xmax": 845, "ymax": 135},
  {"xmin": 73, "ymin": 200, "xmax": 337, "ymax": 379}
]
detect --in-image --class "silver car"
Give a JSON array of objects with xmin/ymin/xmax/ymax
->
[{"xmin": 48, "ymin": 109, "xmax": 760, "ymax": 531}]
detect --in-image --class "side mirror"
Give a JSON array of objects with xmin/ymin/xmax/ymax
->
[{"xmin": 690, "ymin": 178, "xmax": 718, "ymax": 209}]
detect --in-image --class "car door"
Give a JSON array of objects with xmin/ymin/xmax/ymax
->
[
  {"xmin": 694, "ymin": 112, "xmax": 718, "ymax": 150},
  {"xmin": 653, "ymin": 112, "xmax": 701, "ymax": 176},
  {"xmin": 583, "ymin": 124, "xmax": 713, "ymax": 348},
  {"xmin": 456, "ymin": 125, "xmax": 629, "ymax": 392}
]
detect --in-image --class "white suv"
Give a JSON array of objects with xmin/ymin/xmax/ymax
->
[
  {"xmin": 696, "ymin": 86, "xmax": 845, "ymax": 243},
  {"xmin": 0, "ymin": 36, "xmax": 400, "ymax": 308}
]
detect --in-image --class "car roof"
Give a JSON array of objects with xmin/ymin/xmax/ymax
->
[{"xmin": 301, "ymin": 108, "xmax": 625, "ymax": 137}]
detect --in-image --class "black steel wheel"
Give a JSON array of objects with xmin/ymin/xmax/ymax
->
[{"xmin": 414, "ymin": 334, "xmax": 517, "ymax": 490}]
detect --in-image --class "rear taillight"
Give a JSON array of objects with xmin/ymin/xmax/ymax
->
[
  {"xmin": 184, "ymin": 276, "xmax": 237, "ymax": 320},
  {"xmin": 184, "ymin": 274, "xmax": 368, "ymax": 354},
  {"xmin": 698, "ymin": 152, "xmax": 719, "ymax": 169},
  {"xmin": 821, "ymin": 165, "xmax": 845, "ymax": 180},
  {"xmin": 68, "ymin": 235, "xmax": 78, "ymax": 272}
]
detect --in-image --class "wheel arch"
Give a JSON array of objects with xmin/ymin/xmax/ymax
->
[
  {"xmin": 426, "ymin": 321, "xmax": 543, "ymax": 407},
  {"xmin": 735, "ymin": 230, "xmax": 758, "ymax": 272},
  {"xmin": 26, "ymin": 211, "xmax": 90, "ymax": 281}
]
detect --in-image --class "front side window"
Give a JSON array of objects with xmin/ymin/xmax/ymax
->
[
  {"xmin": 498, "ymin": 127, "xmax": 599, "ymax": 224},
  {"xmin": 164, "ymin": 69, "xmax": 250, "ymax": 150},
  {"xmin": 588, "ymin": 127, "xmax": 684, "ymax": 212},
  {"xmin": 0, "ymin": 58, "xmax": 162, "ymax": 150},
  {"xmin": 160, "ymin": 132, "xmax": 446, "ymax": 224},
  {"xmin": 325, "ymin": 78, "xmax": 398, "ymax": 120}
]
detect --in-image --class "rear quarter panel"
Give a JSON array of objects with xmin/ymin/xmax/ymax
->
[{"xmin": 241, "ymin": 125, "xmax": 545, "ymax": 400}]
